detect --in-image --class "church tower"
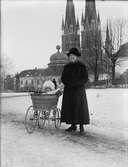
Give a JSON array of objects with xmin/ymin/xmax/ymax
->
[
  {"xmin": 61, "ymin": 0, "xmax": 80, "ymax": 53},
  {"xmin": 105, "ymin": 21, "xmax": 112, "ymax": 56},
  {"xmin": 104, "ymin": 21, "xmax": 113, "ymax": 73},
  {"xmin": 81, "ymin": 0, "xmax": 102, "ymax": 68}
]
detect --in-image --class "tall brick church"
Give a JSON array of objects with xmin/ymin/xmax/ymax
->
[{"xmin": 61, "ymin": 0, "xmax": 102, "ymax": 76}]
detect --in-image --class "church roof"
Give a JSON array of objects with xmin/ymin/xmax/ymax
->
[
  {"xmin": 19, "ymin": 68, "xmax": 44, "ymax": 77},
  {"xmin": 19, "ymin": 67, "xmax": 60, "ymax": 77}
]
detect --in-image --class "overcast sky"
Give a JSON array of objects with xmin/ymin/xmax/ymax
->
[{"xmin": 1, "ymin": 0, "xmax": 128, "ymax": 74}]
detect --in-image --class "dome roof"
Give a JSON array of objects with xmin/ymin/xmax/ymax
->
[{"xmin": 50, "ymin": 45, "xmax": 68, "ymax": 65}]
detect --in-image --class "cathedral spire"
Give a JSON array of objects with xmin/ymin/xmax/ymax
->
[
  {"xmin": 76, "ymin": 17, "xmax": 79, "ymax": 29},
  {"xmin": 105, "ymin": 21, "xmax": 112, "ymax": 55},
  {"xmin": 97, "ymin": 12, "xmax": 100, "ymax": 24},
  {"xmin": 65, "ymin": 0, "xmax": 76, "ymax": 28},
  {"xmin": 81, "ymin": 12, "xmax": 84, "ymax": 25},
  {"xmin": 97, "ymin": 12, "xmax": 101, "ymax": 31},
  {"xmin": 61, "ymin": 16, "xmax": 65, "ymax": 31},
  {"xmin": 85, "ymin": 0, "xmax": 97, "ymax": 24},
  {"xmin": 106, "ymin": 21, "xmax": 111, "ymax": 43},
  {"xmin": 61, "ymin": 0, "xmax": 80, "ymax": 53}
]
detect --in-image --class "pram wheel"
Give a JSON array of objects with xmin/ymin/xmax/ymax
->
[
  {"xmin": 53, "ymin": 108, "xmax": 61, "ymax": 129},
  {"xmin": 25, "ymin": 106, "xmax": 38, "ymax": 134},
  {"xmin": 38, "ymin": 109, "xmax": 46, "ymax": 129}
]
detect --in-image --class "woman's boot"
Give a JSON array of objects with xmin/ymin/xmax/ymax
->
[
  {"xmin": 65, "ymin": 124, "xmax": 77, "ymax": 132},
  {"xmin": 79, "ymin": 124, "xmax": 84, "ymax": 133}
]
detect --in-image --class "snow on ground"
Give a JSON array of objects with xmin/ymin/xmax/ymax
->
[
  {"xmin": 1, "ymin": 89, "xmax": 128, "ymax": 167},
  {"xmin": 0, "ymin": 92, "xmax": 29, "ymax": 98},
  {"xmin": 87, "ymin": 89, "xmax": 128, "ymax": 130},
  {"xmin": 2, "ymin": 89, "xmax": 128, "ymax": 130},
  {"xmin": 1, "ymin": 122, "xmax": 128, "ymax": 167}
]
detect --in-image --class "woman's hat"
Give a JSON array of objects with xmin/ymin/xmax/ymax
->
[{"xmin": 67, "ymin": 48, "xmax": 81, "ymax": 57}]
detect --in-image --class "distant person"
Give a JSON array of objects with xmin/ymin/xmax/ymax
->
[
  {"xmin": 61, "ymin": 48, "xmax": 90, "ymax": 133},
  {"xmin": 52, "ymin": 78, "xmax": 57, "ymax": 89}
]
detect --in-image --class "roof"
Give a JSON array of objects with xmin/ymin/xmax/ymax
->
[
  {"xmin": 19, "ymin": 68, "xmax": 44, "ymax": 77},
  {"xmin": 50, "ymin": 51, "xmax": 68, "ymax": 64},
  {"xmin": 118, "ymin": 42, "xmax": 128, "ymax": 58},
  {"xmin": 19, "ymin": 67, "xmax": 62, "ymax": 78}
]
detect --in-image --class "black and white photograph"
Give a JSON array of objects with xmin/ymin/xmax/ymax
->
[{"xmin": 1, "ymin": 0, "xmax": 128, "ymax": 166}]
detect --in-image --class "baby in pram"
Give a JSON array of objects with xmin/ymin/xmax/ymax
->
[{"xmin": 42, "ymin": 79, "xmax": 63, "ymax": 110}]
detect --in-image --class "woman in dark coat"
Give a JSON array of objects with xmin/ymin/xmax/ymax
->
[{"xmin": 61, "ymin": 48, "xmax": 90, "ymax": 133}]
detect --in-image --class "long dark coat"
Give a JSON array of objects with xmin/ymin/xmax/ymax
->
[{"xmin": 61, "ymin": 61, "xmax": 90, "ymax": 125}]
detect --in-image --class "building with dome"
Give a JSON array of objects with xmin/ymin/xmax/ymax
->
[
  {"xmin": 48, "ymin": 45, "xmax": 68, "ymax": 75},
  {"xmin": 18, "ymin": 46, "xmax": 68, "ymax": 91}
]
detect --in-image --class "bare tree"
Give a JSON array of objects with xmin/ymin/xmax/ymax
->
[
  {"xmin": 0, "ymin": 54, "xmax": 14, "ymax": 91},
  {"xmin": 103, "ymin": 18, "xmax": 127, "ymax": 83}
]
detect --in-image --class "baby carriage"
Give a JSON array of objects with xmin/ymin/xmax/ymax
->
[{"xmin": 25, "ymin": 90, "xmax": 62, "ymax": 134}]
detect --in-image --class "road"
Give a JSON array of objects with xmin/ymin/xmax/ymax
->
[{"xmin": 1, "ymin": 90, "xmax": 128, "ymax": 167}]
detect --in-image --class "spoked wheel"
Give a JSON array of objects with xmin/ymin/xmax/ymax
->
[
  {"xmin": 25, "ymin": 106, "xmax": 38, "ymax": 134},
  {"xmin": 38, "ymin": 109, "xmax": 46, "ymax": 129},
  {"xmin": 40, "ymin": 109, "xmax": 50, "ymax": 128},
  {"xmin": 54, "ymin": 108, "xmax": 61, "ymax": 129}
]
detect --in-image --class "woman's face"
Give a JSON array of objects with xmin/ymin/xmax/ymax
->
[{"xmin": 68, "ymin": 54, "xmax": 78, "ymax": 62}]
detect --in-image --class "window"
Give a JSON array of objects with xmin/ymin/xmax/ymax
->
[
  {"xmin": 37, "ymin": 80, "xmax": 40, "ymax": 85},
  {"xmin": 31, "ymin": 80, "xmax": 33, "ymax": 85},
  {"xmin": 25, "ymin": 80, "xmax": 28, "ymax": 85}
]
